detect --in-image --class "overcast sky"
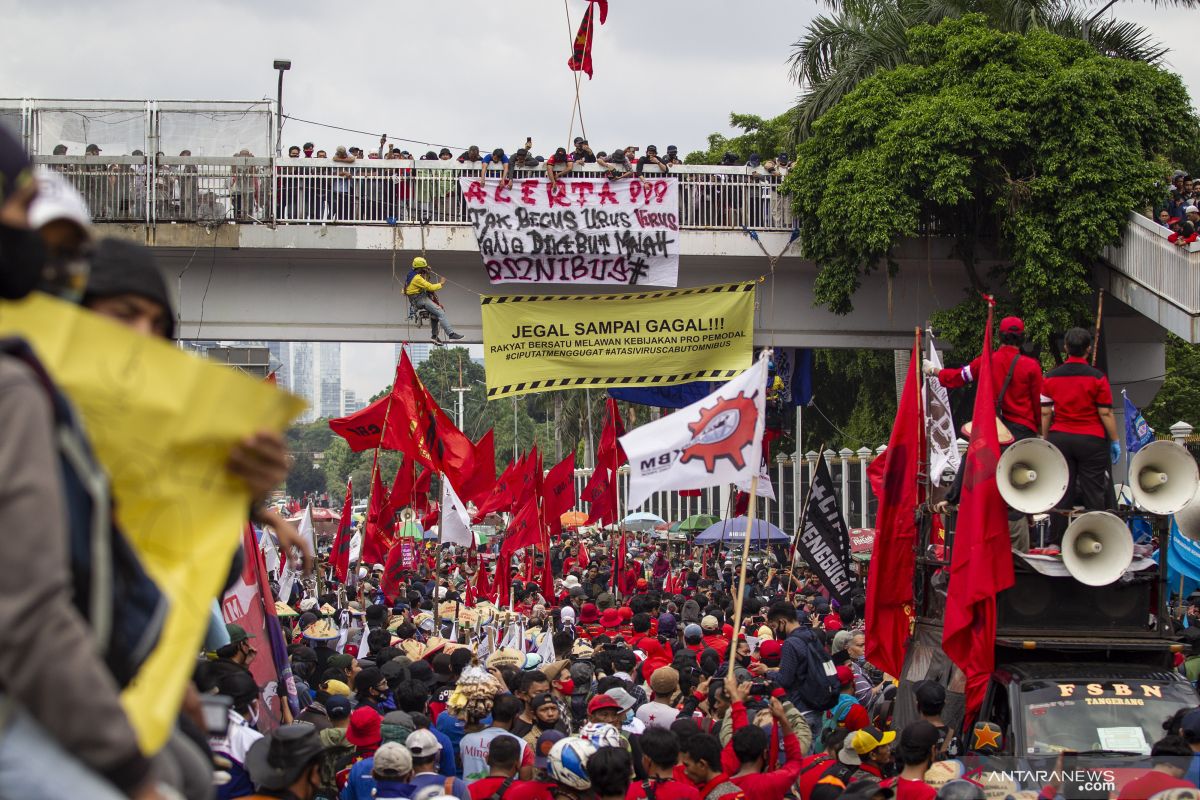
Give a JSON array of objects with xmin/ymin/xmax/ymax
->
[{"xmin": 4, "ymin": 0, "xmax": 1197, "ymax": 397}]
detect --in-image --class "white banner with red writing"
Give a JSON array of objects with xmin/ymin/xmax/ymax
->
[{"xmin": 459, "ymin": 177, "xmax": 680, "ymax": 287}]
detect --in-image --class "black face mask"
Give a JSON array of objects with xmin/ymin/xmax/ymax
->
[{"xmin": 0, "ymin": 221, "xmax": 46, "ymax": 300}]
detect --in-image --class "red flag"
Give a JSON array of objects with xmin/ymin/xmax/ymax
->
[
  {"xmin": 470, "ymin": 560, "xmax": 495, "ymax": 604},
  {"xmin": 362, "ymin": 466, "xmax": 395, "ymax": 567},
  {"xmin": 380, "ymin": 539, "xmax": 408, "ymax": 604},
  {"xmin": 512, "ymin": 446, "xmax": 540, "ymax": 508},
  {"xmin": 392, "ymin": 352, "xmax": 476, "ymax": 490},
  {"xmin": 582, "ymin": 467, "xmax": 617, "ymax": 526},
  {"xmin": 422, "ymin": 502, "xmax": 440, "ymax": 531},
  {"xmin": 457, "ymin": 431, "xmax": 497, "ymax": 506},
  {"xmin": 328, "ymin": 393, "xmax": 402, "ymax": 452},
  {"xmin": 864, "ymin": 337, "xmax": 924, "ymax": 679},
  {"xmin": 388, "ymin": 459, "xmax": 415, "ymax": 512},
  {"xmin": 330, "ymin": 479, "xmax": 354, "ymax": 582},
  {"xmin": 566, "ymin": 1, "xmax": 607, "ymax": 79},
  {"xmin": 595, "ymin": 398, "xmax": 627, "ymax": 468},
  {"xmin": 543, "ymin": 453, "xmax": 577, "ymax": 537},
  {"xmin": 474, "ymin": 457, "xmax": 519, "ymax": 522},
  {"xmin": 414, "ymin": 465, "xmax": 433, "ymax": 496},
  {"xmin": 506, "ymin": 493, "xmax": 543, "ymax": 551},
  {"xmin": 942, "ymin": 302, "xmax": 1014, "ymax": 719},
  {"xmin": 577, "ymin": 538, "xmax": 590, "ymax": 569}
]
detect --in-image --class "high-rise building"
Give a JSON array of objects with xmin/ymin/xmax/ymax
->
[
  {"xmin": 318, "ymin": 342, "xmax": 342, "ymax": 420},
  {"xmin": 290, "ymin": 342, "xmax": 318, "ymax": 422},
  {"xmin": 268, "ymin": 341, "xmax": 291, "ymax": 390},
  {"xmin": 342, "ymin": 389, "xmax": 364, "ymax": 415},
  {"xmin": 395, "ymin": 342, "xmax": 432, "ymax": 367}
]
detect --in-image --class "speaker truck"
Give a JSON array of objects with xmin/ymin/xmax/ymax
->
[{"xmin": 894, "ymin": 499, "xmax": 1198, "ymax": 798}]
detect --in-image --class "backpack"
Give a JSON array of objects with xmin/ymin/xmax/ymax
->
[
  {"xmin": 2, "ymin": 339, "xmax": 166, "ymax": 688},
  {"xmin": 815, "ymin": 694, "xmax": 858, "ymax": 750},
  {"xmin": 786, "ymin": 628, "xmax": 840, "ymax": 712}
]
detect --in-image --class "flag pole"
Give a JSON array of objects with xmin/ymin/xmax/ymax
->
[
  {"xmin": 787, "ymin": 442, "xmax": 825, "ymax": 603},
  {"xmin": 727, "ymin": 474, "xmax": 760, "ymax": 684}
]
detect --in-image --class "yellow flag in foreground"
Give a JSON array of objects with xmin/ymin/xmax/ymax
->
[{"xmin": 0, "ymin": 293, "xmax": 304, "ymax": 753}]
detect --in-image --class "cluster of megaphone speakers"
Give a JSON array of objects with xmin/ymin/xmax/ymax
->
[{"xmin": 996, "ymin": 439, "xmax": 1200, "ymax": 587}]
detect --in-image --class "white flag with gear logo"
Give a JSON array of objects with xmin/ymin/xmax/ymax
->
[{"xmin": 621, "ymin": 354, "xmax": 768, "ymax": 511}]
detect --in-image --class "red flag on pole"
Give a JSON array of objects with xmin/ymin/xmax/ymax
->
[
  {"xmin": 567, "ymin": 0, "xmax": 608, "ymax": 79},
  {"xmin": 577, "ymin": 538, "xmax": 590, "ymax": 570},
  {"xmin": 362, "ymin": 466, "xmax": 393, "ymax": 567},
  {"xmin": 474, "ymin": 456, "xmax": 519, "ymax": 522},
  {"xmin": 328, "ymin": 394, "xmax": 401, "ymax": 452},
  {"xmin": 330, "ymin": 479, "xmax": 354, "ymax": 582},
  {"xmin": 543, "ymin": 452, "xmax": 577, "ymax": 537},
  {"xmin": 506, "ymin": 493, "xmax": 543, "ymax": 551},
  {"xmin": 864, "ymin": 335, "xmax": 924, "ymax": 679},
  {"xmin": 388, "ymin": 459, "xmax": 415, "ymax": 512},
  {"xmin": 942, "ymin": 301, "xmax": 1015, "ymax": 719},
  {"xmin": 457, "ymin": 430, "xmax": 497, "ymax": 506}
]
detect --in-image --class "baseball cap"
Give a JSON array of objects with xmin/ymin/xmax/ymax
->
[
  {"xmin": 700, "ymin": 615, "xmax": 719, "ymax": 632},
  {"xmin": 373, "ymin": 741, "xmax": 414, "ymax": 779},
  {"xmin": 604, "ymin": 687, "xmax": 637, "ymax": 712},
  {"xmin": 684, "ymin": 623, "xmax": 703, "ymax": 640},
  {"xmin": 758, "ymin": 639, "xmax": 782, "ymax": 663},
  {"xmin": 322, "ymin": 679, "xmax": 351, "ymax": 697},
  {"xmin": 325, "ymin": 695, "xmax": 352, "ymax": 722},
  {"xmin": 836, "ymin": 665, "xmax": 854, "ymax": 686},
  {"xmin": 666, "ymin": 145, "xmax": 678, "ymax": 152},
  {"xmin": 913, "ymin": 680, "xmax": 946, "ymax": 710},
  {"xmin": 530, "ymin": 692, "xmax": 557, "ymax": 712},
  {"xmin": 841, "ymin": 726, "xmax": 896, "ymax": 764},
  {"xmin": 29, "ymin": 168, "xmax": 92, "ymax": 233},
  {"xmin": 999, "ymin": 316, "xmax": 1024, "ymax": 334},
  {"xmin": 85, "ymin": 144, "xmax": 101, "ymax": 154},
  {"xmin": 897, "ymin": 720, "xmax": 941, "ymax": 759},
  {"xmin": 406, "ymin": 728, "xmax": 443, "ymax": 758},
  {"xmin": 1181, "ymin": 708, "xmax": 1200, "ymax": 742},
  {"xmin": 226, "ymin": 623, "xmax": 255, "ymax": 645},
  {"xmin": 1187, "ymin": 205, "xmax": 1199, "ymax": 214},
  {"xmin": 587, "ymin": 694, "xmax": 622, "ymax": 715},
  {"xmin": 535, "ymin": 729, "xmax": 566, "ymax": 769}
]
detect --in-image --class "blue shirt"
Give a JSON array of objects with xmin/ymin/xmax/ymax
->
[
  {"xmin": 410, "ymin": 771, "xmax": 470, "ymax": 800},
  {"xmin": 340, "ymin": 758, "xmax": 415, "ymax": 800},
  {"xmin": 431, "ymin": 725, "xmax": 459, "ymax": 778},
  {"xmin": 436, "ymin": 711, "xmax": 468, "ymax": 775}
]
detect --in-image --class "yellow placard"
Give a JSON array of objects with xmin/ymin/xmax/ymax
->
[
  {"xmin": 481, "ymin": 282, "xmax": 756, "ymax": 399},
  {"xmin": 0, "ymin": 293, "xmax": 305, "ymax": 753}
]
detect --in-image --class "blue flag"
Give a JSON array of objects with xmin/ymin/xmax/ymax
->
[{"xmin": 1123, "ymin": 390, "xmax": 1155, "ymax": 454}]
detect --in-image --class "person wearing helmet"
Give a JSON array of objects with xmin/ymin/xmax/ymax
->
[
  {"xmin": 547, "ymin": 737, "xmax": 596, "ymax": 800},
  {"xmin": 405, "ymin": 255, "xmax": 463, "ymax": 345}
]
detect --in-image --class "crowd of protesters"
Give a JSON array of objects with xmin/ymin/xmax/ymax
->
[{"xmin": 1156, "ymin": 169, "xmax": 1200, "ymax": 247}]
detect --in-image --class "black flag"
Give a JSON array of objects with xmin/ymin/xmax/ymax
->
[{"xmin": 793, "ymin": 458, "xmax": 854, "ymax": 604}]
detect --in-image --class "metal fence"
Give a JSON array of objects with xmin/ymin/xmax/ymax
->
[
  {"xmin": 31, "ymin": 155, "xmax": 796, "ymax": 231},
  {"xmin": 570, "ymin": 445, "xmax": 896, "ymax": 535}
]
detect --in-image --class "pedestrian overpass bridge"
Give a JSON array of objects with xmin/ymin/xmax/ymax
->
[{"xmin": 41, "ymin": 156, "xmax": 1196, "ymax": 407}]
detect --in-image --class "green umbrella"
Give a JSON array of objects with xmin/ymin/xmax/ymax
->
[{"xmin": 678, "ymin": 514, "xmax": 719, "ymax": 532}]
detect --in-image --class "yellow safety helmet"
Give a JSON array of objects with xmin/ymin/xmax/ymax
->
[{"xmin": 412, "ymin": 256, "xmax": 429, "ymax": 269}]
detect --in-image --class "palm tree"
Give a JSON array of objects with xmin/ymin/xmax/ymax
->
[{"xmin": 789, "ymin": 0, "xmax": 1183, "ymax": 140}]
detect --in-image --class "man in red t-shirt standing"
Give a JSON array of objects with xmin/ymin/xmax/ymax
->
[
  {"xmin": 928, "ymin": 316, "xmax": 1043, "ymax": 441},
  {"xmin": 1040, "ymin": 327, "xmax": 1120, "ymax": 544},
  {"xmin": 626, "ymin": 727, "xmax": 701, "ymax": 800}
]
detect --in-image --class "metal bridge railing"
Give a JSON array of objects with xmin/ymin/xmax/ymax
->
[{"xmin": 32, "ymin": 155, "xmax": 796, "ymax": 232}]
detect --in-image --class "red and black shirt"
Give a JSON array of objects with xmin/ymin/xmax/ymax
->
[{"xmin": 1041, "ymin": 357, "xmax": 1113, "ymax": 439}]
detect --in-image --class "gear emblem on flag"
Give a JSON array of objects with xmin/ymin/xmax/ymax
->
[{"xmin": 680, "ymin": 392, "xmax": 758, "ymax": 472}]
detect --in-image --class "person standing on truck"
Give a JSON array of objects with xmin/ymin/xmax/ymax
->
[
  {"xmin": 912, "ymin": 682, "xmax": 960, "ymax": 759},
  {"xmin": 925, "ymin": 316, "xmax": 1043, "ymax": 442},
  {"xmin": 1040, "ymin": 327, "xmax": 1120, "ymax": 544}
]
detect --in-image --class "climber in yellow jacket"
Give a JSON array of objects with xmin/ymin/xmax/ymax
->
[{"xmin": 405, "ymin": 256, "xmax": 463, "ymax": 345}]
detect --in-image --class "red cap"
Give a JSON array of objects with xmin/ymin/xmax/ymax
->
[
  {"xmin": 842, "ymin": 703, "xmax": 870, "ymax": 731},
  {"xmin": 1000, "ymin": 316, "xmax": 1024, "ymax": 334},
  {"xmin": 618, "ymin": 606, "xmax": 634, "ymax": 621},
  {"xmin": 587, "ymin": 694, "xmax": 621, "ymax": 714},
  {"xmin": 836, "ymin": 665, "xmax": 854, "ymax": 686},
  {"xmin": 824, "ymin": 615, "xmax": 843, "ymax": 632},
  {"xmin": 600, "ymin": 608, "xmax": 622, "ymax": 628},
  {"xmin": 758, "ymin": 640, "xmax": 782, "ymax": 661}
]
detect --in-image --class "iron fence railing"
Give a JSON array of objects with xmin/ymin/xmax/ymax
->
[{"xmin": 32, "ymin": 155, "xmax": 796, "ymax": 231}]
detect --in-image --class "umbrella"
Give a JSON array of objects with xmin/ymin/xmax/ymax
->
[
  {"xmin": 678, "ymin": 514, "xmax": 720, "ymax": 532},
  {"xmin": 398, "ymin": 521, "xmax": 424, "ymax": 539},
  {"xmin": 560, "ymin": 511, "xmax": 588, "ymax": 527},
  {"xmin": 694, "ymin": 516, "xmax": 789, "ymax": 545},
  {"xmin": 623, "ymin": 511, "xmax": 666, "ymax": 531}
]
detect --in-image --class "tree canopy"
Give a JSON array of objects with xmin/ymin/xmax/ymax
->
[{"xmin": 785, "ymin": 15, "xmax": 1194, "ymax": 354}]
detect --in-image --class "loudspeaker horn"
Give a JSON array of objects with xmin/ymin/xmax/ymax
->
[
  {"xmin": 1173, "ymin": 485, "xmax": 1200, "ymax": 542},
  {"xmin": 1062, "ymin": 511, "xmax": 1134, "ymax": 587},
  {"xmin": 1129, "ymin": 440, "xmax": 1200, "ymax": 515},
  {"xmin": 996, "ymin": 438, "xmax": 1069, "ymax": 513}
]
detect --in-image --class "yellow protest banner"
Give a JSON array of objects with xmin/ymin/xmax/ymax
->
[
  {"xmin": 0, "ymin": 293, "xmax": 304, "ymax": 753},
  {"xmin": 481, "ymin": 282, "xmax": 755, "ymax": 399}
]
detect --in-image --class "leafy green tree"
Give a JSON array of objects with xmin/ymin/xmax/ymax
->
[
  {"xmin": 286, "ymin": 453, "xmax": 327, "ymax": 498},
  {"xmin": 802, "ymin": 350, "xmax": 900, "ymax": 452},
  {"xmin": 684, "ymin": 112, "xmax": 798, "ymax": 165},
  {"xmin": 1144, "ymin": 336, "xmax": 1200, "ymax": 434},
  {"xmin": 787, "ymin": 16, "xmax": 1193, "ymax": 357},
  {"xmin": 787, "ymin": 0, "xmax": 1183, "ymax": 141}
]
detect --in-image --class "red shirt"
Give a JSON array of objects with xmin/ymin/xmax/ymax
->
[
  {"xmin": 469, "ymin": 777, "xmax": 555, "ymax": 800},
  {"xmin": 1116, "ymin": 769, "xmax": 1194, "ymax": 799},
  {"xmin": 696, "ymin": 774, "xmax": 744, "ymax": 800},
  {"xmin": 797, "ymin": 755, "xmax": 837, "ymax": 800},
  {"xmin": 880, "ymin": 777, "xmax": 937, "ymax": 800},
  {"xmin": 939, "ymin": 345, "xmax": 1043, "ymax": 433},
  {"xmin": 626, "ymin": 778, "xmax": 702, "ymax": 800},
  {"xmin": 1041, "ymin": 357, "xmax": 1113, "ymax": 439}
]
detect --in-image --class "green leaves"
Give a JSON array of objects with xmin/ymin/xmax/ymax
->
[{"xmin": 789, "ymin": 16, "xmax": 1195, "ymax": 355}]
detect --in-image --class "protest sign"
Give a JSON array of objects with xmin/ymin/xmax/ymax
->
[
  {"xmin": 459, "ymin": 176, "xmax": 680, "ymax": 287},
  {"xmin": 0, "ymin": 293, "xmax": 304, "ymax": 751},
  {"xmin": 481, "ymin": 281, "xmax": 755, "ymax": 399}
]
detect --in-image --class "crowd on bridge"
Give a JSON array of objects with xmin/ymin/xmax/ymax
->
[
  {"xmin": 39, "ymin": 138, "xmax": 794, "ymax": 229},
  {"xmin": 1156, "ymin": 169, "xmax": 1200, "ymax": 246}
]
